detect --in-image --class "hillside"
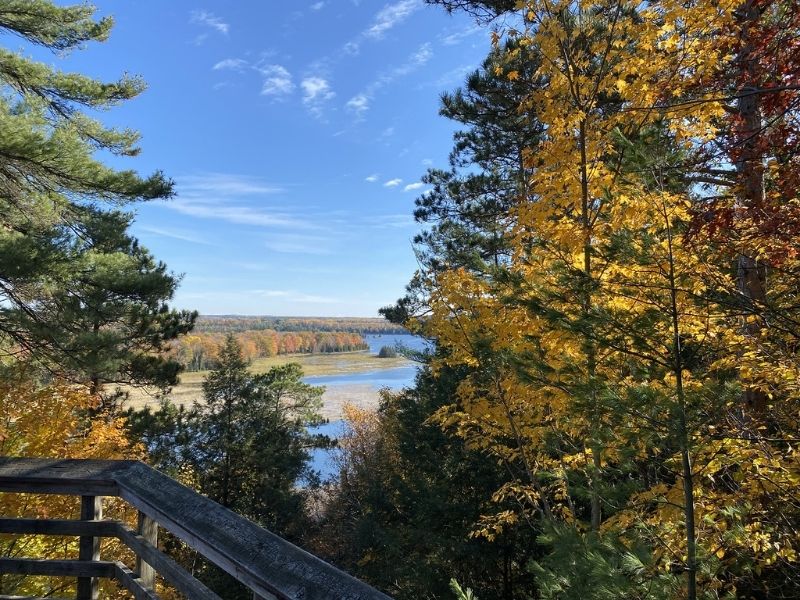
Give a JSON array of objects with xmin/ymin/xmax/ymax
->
[{"xmin": 194, "ymin": 315, "xmax": 407, "ymax": 335}]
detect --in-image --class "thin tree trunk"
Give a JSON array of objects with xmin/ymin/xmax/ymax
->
[
  {"xmin": 579, "ymin": 118, "xmax": 602, "ymax": 532},
  {"xmin": 664, "ymin": 202, "xmax": 697, "ymax": 600},
  {"xmin": 735, "ymin": 0, "xmax": 768, "ymax": 414}
]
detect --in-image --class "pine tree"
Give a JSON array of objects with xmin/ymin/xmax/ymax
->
[
  {"xmin": 382, "ymin": 41, "xmax": 544, "ymax": 325},
  {"xmin": 0, "ymin": 0, "xmax": 195, "ymax": 389},
  {"xmin": 165, "ymin": 335, "xmax": 327, "ymax": 530},
  {"xmin": 128, "ymin": 336, "xmax": 328, "ymax": 599}
]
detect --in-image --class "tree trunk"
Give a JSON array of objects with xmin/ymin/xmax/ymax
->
[
  {"xmin": 579, "ymin": 119, "xmax": 602, "ymax": 532},
  {"xmin": 735, "ymin": 0, "xmax": 768, "ymax": 414}
]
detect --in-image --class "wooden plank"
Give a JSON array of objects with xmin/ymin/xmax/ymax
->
[
  {"xmin": 77, "ymin": 496, "xmax": 102, "ymax": 600},
  {"xmin": 115, "ymin": 462, "xmax": 392, "ymax": 600},
  {"xmin": 0, "ymin": 458, "xmax": 125, "ymax": 496},
  {"xmin": 112, "ymin": 562, "xmax": 160, "ymax": 600},
  {"xmin": 0, "ymin": 518, "xmax": 118, "ymax": 538},
  {"xmin": 135, "ymin": 512, "xmax": 158, "ymax": 591},
  {"xmin": 116, "ymin": 524, "xmax": 221, "ymax": 600},
  {"xmin": 0, "ymin": 596, "xmax": 71, "ymax": 599},
  {"xmin": 0, "ymin": 558, "xmax": 114, "ymax": 578},
  {"xmin": 0, "ymin": 459, "xmax": 390, "ymax": 599}
]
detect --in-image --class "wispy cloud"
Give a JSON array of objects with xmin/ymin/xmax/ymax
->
[
  {"xmin": 183, "ymin": 289, "xmax": 338, "ymax": 304},
  {"xmin": 441, "ymin": 25, "xmax": 483, "ymax": 46},
  {"xmin": 265, "ymin": 234, "xmax": 333, "ymax": 254},
  {"xmin": 213, "ymin": 58, "xmax": 248, "ymax": 72},
  {"xmin": 404, "ymin": 182, "xmax": 424, "ymax": 192},
  {"xmin": 258, "ymin": 64, "xmax": 295, "ymax": 97},
  {"xmin": 138, "ymin": 226, "xmax": 215, "ymax": 246},
  {"xmin": 366, "ymin": 0, "xmax": 421, "ymax": 39},
  {"xmin": 211, "ymin": 57, "xmax": 295, "ymax": 98},
  {"xmin": 301, "ymin": 77, "xmax": 334, "ymax": 102},
  {"xmin": 169, "ymin": 202, "xmax": 305, "ymax": 229},
  {"xmin": 166, "ymin": 173, "xmax": 313, "ymax": 229},
  {"xmin": 190, "ymin": 10, "xmax": 229, "ymax": 35},
  {"xmin": 396, "ymin": 43, "xmax": 433, "ymax": 75},
  {"xmin": 343, "ymin": 0, "xmax": 422, "ymax": 55},
  {"xmin": 384, "ymin": 178, "xmax": 403, "ymax": 187},
  {"xmin": 301, "ymin": 77, "xmax": 335, "ymax": 116},
  {"xmin": 434, "ymin": 64, "xmax": 474, "ymax": 88},
  {"xmin": 345, "ymin": 43, "xmax": 432, "ymax": 117},
  {"xmin": 345, "ymin": 93, "xmax": 370, "ymax": 117},
  {"xmin": 365, "ymin": 174, "xmax": 379, "ymax": 183},
  {"xmin": 257, "ymin": 290, "xmax": 338, "ymax": 303},
  {"xmin": 310, "ymin": 1, "xmax": 325, "ymax": 10},
  {"xmin": 363, "ymin": 214, "xmax": 416, "ymax": 228},
  {"xmin": 180, "ymin": 173, "xmax": 285, "ymax": 196}
]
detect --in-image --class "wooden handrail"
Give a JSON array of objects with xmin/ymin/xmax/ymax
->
[{"xmin": 0, "ymin": 458, "xmax": 391, "ymax": 600}]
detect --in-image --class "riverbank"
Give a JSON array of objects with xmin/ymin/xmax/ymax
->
[{"xmin": 124, "ymin": 349, "xmax": 411, "ymax": 419}]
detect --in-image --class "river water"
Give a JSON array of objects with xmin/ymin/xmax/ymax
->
[{"xmin": 305, "ymin": 334, "xmax": 426, "ymax": 479}]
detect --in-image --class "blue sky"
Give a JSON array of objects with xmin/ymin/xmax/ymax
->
[{"xmin": 47, "ymin": 1, "xmax": 491, "ymax": 317}]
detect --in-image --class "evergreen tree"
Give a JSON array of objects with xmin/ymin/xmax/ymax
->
[
  {"xmin": 0, "ymin": 0, "xmax": 193, "ymax": 389},
  {"xmin": 8, "ymin": 207, "xmax": 195, "ymax": 397},
  {"xmin": 129, "ymin": 335, "xmax": 327, "ymax": 529},
  {"xmin": 128, "ymin": 336, "xmax": 328, "ymax": 599},
  {"xmin": 425, "ymin": 0, "xmax": 516, "ymax": 20},
  {"xmin": 383, "ymin": 41, "xmax": 543, "ymax": 324},
  {"xmin": 182, "ymin": 335, "xmax": 326, "ymax": 529},
  {"xmin": 314, "ymin": 362, "xmax": 541, "ymax": 600}
]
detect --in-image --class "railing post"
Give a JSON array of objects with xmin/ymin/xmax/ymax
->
[
  {"xmin": 77, "ymin": 495, "xmax": 102, "ymax": 600},
  {"xmin": 136, "ymin": 511, "xmax": 158, "ymax": 590}
]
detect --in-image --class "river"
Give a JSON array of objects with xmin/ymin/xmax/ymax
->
[{"xmin": 305, "ymin": 333, "xmax": 426, "ymax": 479}]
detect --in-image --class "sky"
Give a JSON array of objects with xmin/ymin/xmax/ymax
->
[{"xmin": 44, "ymin": 1, "xmax": 493, "ymax": 317}]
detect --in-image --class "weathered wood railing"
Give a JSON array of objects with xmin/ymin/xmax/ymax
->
[{"xmin": 0, "ymin": 458, "xmax": 391, "ymax": 600}]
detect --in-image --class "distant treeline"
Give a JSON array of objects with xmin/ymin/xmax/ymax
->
[
  {"xmin": 195, "ymin": 315, "xmax": 407, "ymax": 335},
  {"xmin": 169, "ymin": 330, "xmax": 369, "ymax": 372}
]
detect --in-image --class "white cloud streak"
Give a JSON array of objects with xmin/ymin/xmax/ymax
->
[
  {"xmin": 190, "ymin": 10, "xmax": 229, "ymax": 35},
  {"xmin": 213, "ymin": 58, "xmax": 248, "ymax": 72},
  {"xmin": 345, "ymin": 43, "xmax": 432, "ymax": 117},
  {"xmin": 342, "ymin": 0, "xmax": 421, "ymax": 55},
  {"xmin": 384, "ymin": 178, "xmax": 402, "ymax": 187},
  {"xmin": 166, "ymin": 173, "xmax": 314, "ymax": 229},
  {"xmin": 179, "ymin": 173, "xmax": 285, "ymax": 196},
  {"xmin": 441, "ymin": 25, "xmax": 483, "ymax": 46},
  {"xmin": 138, "ymin": 226, "xmax": 215, "ymax": 245},
  {"xmin": 366, "ymin": 0, "xmax": 421, "ymax": 39},
  {"xmin": 404, "ymin": 182, "xmax": 424, "ymax": 191},
  {"xmin": 265, "ymin": 234, "xmax": 333, "ymax": 254}
]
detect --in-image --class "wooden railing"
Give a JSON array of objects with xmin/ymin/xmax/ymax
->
[{"xmin": 0, "ymin": 458, "xmax": 391, "ymax": 600}]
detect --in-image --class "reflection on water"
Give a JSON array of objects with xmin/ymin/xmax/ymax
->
[
  {"xmin": 304, "ymin": 365, "xmax": 418, "ymax": 388},
  {"xmin": 303, "ymin": 334, "xmax": 426, "ymax": 390},
  {"xmin": 362, "ymin": 333, "xmax": 429, "ymax": 355},
  {"xmin": 308, "ymin": 420, "xmax": 344, "ymax": 478}
]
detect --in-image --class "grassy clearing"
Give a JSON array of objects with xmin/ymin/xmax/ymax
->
[{"xmin": 124, "ymin": 350, "xmax": 410, "ymax": 419}]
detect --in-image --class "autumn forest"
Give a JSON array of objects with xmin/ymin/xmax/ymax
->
[{"xmin": 1, "ymin": 1, "xmax": 800, "ymax": 599}]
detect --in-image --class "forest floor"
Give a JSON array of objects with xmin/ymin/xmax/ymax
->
[{"xmin": 124, "ymin": 350, "xmax": 411, "ymax": 420}]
